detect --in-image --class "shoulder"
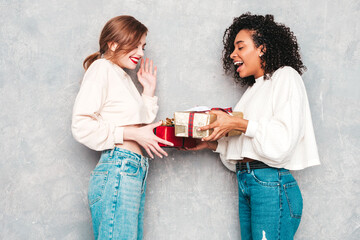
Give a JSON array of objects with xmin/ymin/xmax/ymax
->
[
  {"xmin": 270, "ymin": 66, "xmax": 306, "ymax": 99},
  {"xmin": 272, "ymin": 66, "xmax": 301, "ymax": 79},
  {"xmin": 271, "ymin": 66, "xmax": 303, "ymax": 87},
  {"xmin": 83, "ymin": 59, "xmax": 113, "ymax": 85},
  {"xmin": 86, "ymin": 58, "xmax": 112, "ymax": 73}
]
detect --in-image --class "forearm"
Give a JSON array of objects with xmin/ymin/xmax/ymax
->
[
  {"xmin": 207, "ymin": 141, "xmax": 218, "ymax": 151},
  {"xmin": 142, "ymin": 88, "xmax": 155, "ymax": 97}
]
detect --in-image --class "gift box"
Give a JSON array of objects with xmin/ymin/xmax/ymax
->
[
  {"xmin": 154, "ymin": 126, "xmax": 197, "ymax": 148},
  {"xmin": 174, "ymin": 107, "xmax": 243, "ymax": 139}
]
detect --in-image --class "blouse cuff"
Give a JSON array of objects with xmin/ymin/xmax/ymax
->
[
  {"xmin": 214, "ymin": 138, "xmax": 228, "ymax": 154},
  {"xmin": 114, "ymin": 126, "xmax": 124, "ymax": 144},
  {"xmin": 142, "ymin": 94, "xmax": 158, "ymax": 106},
  {"xmin": 244, "ymin": 120, "xmax": 258, "ymax": 138}
]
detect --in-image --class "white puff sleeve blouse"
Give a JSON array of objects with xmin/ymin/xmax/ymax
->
[
  {"xmin": 71, "ymin": 59, "xmax": 159, "ymax": 151},
  {"xmin": 215, "ymin": 66, "xmax": 320, "ymax": 171}
]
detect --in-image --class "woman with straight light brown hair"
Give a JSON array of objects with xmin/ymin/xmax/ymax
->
[{"xmin": 72, "ymin": 15, "xmax": 173, "ymax": 239}]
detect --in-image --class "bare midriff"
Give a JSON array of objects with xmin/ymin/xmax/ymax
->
[
  {"xmin": 115, "ymin": 124, "xmax": 143, "ymax": 156},
  {"xmin": 115, "ymin": 141, "xmax": 143, "ymax": 156}
]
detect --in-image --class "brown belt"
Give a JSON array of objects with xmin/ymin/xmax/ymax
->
[{"xmin": 241, "ymin": 157, "xmax": 256, "ymax": 163}]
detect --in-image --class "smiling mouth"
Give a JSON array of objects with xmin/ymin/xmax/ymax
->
[
  {"xmin": 130, "ymin": 57, "xmax": 140, "ymax": 64},
  {"xmin": 234, "ymin": 61, "xmax": 244, "ymax": 72}
]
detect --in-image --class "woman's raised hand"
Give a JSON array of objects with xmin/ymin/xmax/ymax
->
[
  {"xmin": 124, "ymin": 121, "xmax": 174, "ymax": 159},
  {"xmin": 137, "ymin": 58, "xmax": 157, "ymax": 97}
]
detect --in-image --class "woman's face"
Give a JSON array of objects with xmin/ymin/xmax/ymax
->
[
  {"xmin": 230, "ymin": 30, "xmax": 264, "ymax": 79},
  {"xmin": 112, "ymin": 33, "xmax": 147, "ymax": 70}
]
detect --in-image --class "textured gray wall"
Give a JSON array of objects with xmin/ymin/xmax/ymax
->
[{"xmin": 1, "ymin": 0, "xmax": 359, "ymax": 239}]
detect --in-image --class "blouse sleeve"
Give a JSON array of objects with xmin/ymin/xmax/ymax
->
[
  {"xmin": 246, "ymin": 67, "xmax": 306, "ymax": 166},
  {"xmin": 71, "ymin": 61, "xmax": 124, "ymax": 151},
  {"xmin": 141, "ymin": 94, "xmax": 159, "ymax": 123}
]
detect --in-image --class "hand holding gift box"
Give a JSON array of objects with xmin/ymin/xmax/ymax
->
[
  {"xmin": 174, "ymin": 106, "xmax": 243, "ymax": 139},
  {"xmin": 153, "ymin": 118, "xmax": 197, "ymax": 148}
]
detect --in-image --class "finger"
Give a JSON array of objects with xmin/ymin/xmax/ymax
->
[
  {"xmin": 145, "ymin": 58, "xmax": 149, "ymax": 72},
  {"xmin": 202, "ymin": 129, "xmax": 219, "ymax": 142},
  {"xmin": 154, "ymin": 144, "xmax": 168, "ymax": 157},
  {"xmin": 213, "ymin": 130, "xmax": 226, "ymax": 141},
  {"xmin": 209, "ymin": 110, "xmax": 225, "ymax": 116},
  {"xmin": 204, "ymin": 129, "xmax": 226, "ymax": 142},
  {"xmin": 144, "ymin": 147, "xmax": 154, "ymax": 159},
  {"xmin": 140, "ymin": 58, "xmax": 144, "ymax": 71},
  {"xmin": 153, "ymin": 66, "xmax": 157, "ymax": 78},
  {"xmin": 198, "ymin": 123, "xmax": 215, "ymax": 131},
  {"xmin": 150, "ymin": 60, "xmax": 153, "ymax": 75},
  {"xmin": 156, "ymin": 137, "xmax": 174, "ymax": 147},
  {"xmin": 149, "ymin": 145, "xmax": 162, "ymax": 158}
]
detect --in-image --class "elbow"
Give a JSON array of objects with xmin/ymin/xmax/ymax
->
[
  {"xmin": 71, "ymin": 122, "xmax": 83, "ymax": 143},
  {"xmin": 255, "ymin": 141, "xmax": 293, "ymax": 164}
]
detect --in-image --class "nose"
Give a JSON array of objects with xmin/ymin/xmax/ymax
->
[
  {"xmin": 230, "ymin": 49, "xmax": 237, "ymax": 59},
  {"xmin": 137, "ymin": 46, "xmax": 144, "ymax": 57}
]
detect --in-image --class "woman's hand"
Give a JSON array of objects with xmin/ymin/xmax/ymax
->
[
  {"xmin": 137, "ymin": 58, "xmax": 157, "ymax": 97},
  {"xmin": 124, "ymin": 121, "xmax": 173, "ymax": 159},
  {"xmin": 186, "ymin": 140, "xmax": 218, "ymax": 151},
  {"xmin": 199, "ymin": 110, "xmax": 248, "ymax": 142}
]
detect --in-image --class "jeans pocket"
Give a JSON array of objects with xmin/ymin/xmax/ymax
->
[
  {"xmin": 120, "ymin": 159, "xmax": 140, "ymax": 177},
  {"xmin": 88, "ymin": 171, "xmax": 108, "ymax": 206},
  {"xmin": 251, "ymin": 169, "xmax": 280, "ymax": 187},
  {"xmin": 284, "ymin": 182, "xmax": 303, "ymax": 219}
]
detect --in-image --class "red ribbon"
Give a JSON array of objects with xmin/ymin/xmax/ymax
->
[{"xmin": 188, "ymin": 107, "xmax": 233, "ymax": 137}]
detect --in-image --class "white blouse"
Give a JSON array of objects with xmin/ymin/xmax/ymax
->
[
  {"xmin": 71, "ymin": 59, "xmax": 159, "ymax": 151},
  {"xmin": 215, "ymin": 66, "xmax": 320, "ymax": 171}
]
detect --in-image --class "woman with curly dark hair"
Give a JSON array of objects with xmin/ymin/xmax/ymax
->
[{"xmin": 190, "ymin": 13, "xmax": 320, "ymax": 239}]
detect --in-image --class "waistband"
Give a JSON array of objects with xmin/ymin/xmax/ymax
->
[
  {"xmin": 101, "ymin": 147, "xmax": 150, "ymax": 163},
  {"xmin": 236, "ymin": 160, "xmax": 270, "ymax": 172}
]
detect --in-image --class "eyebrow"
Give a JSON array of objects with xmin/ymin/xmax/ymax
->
[{"xmin": 235, "ymin": 40, "xmax": 244, "ymax": 45}]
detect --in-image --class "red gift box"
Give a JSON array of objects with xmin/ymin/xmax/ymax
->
[{"xmin": 154, "ymin": 126, "xmax": 197, "ymax": 148}]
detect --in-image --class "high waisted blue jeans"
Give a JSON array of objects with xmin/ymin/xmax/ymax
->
[
  {"xmin": 237, "ymin": 167, "xmax": 303, "ymax": 240},
  {"xmin": 88, "ymin": 147, "xmax": 149, "ymax": 240}
]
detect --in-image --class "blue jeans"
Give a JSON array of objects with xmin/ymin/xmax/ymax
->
[
  {"xmin": 88, "ymin": 147, "xmax": 149, "ymax": 240},
  {"xmin": 237, "ymin": 167, "xmax": 303, "ymax": 240}
]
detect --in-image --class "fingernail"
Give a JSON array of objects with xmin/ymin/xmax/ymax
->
[{"xmin": 197, "ymin": 128, "xmax": 201, "ymax": 131}]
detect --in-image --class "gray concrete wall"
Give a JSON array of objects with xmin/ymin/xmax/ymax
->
[{"xmin": 1, "ymin": 0, "xmax": 359, "ymax": 239}]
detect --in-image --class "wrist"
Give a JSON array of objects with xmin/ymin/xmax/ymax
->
[
  {"xmin": 207, "ymin": 141, "xmax": 218, "ymax": 151},
  {"xmin": 142, "ymin": 88, "xmax": 155, "ymax": 97},
  {"xmin": 123, "ymin": 127, "xmax": 138, "ymax": 141},
  {"xmin": 232, "ymin": 116, "xmax": 248, "ymax": 133}
]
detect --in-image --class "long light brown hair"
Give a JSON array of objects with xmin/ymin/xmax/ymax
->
[{"xmin": 83, "ymin": 15, "xmax": 148, "ymax": 70}]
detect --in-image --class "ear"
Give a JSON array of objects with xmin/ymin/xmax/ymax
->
[
  {"xmin": 258, "ymin": 44, "xmax": 266, "ymax": 56},
  {"xmin": 107, "ymin": 42, "xmax": 118, "ymax": 52}
]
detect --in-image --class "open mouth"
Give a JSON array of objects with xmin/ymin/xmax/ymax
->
[
  {"xmin": 234, "ymin": 61, "xmax": 244, "ymax": 72},
  {"xmin": 130, "ymin": 57, "xmax": 140, "ymax": 64}
]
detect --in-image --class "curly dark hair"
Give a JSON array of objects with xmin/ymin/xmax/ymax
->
[{"xmin": 222, "ymin": 12, "xmax": 306, "ymax": 86}]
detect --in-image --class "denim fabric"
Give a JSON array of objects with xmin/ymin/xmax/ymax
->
[
  {"xmin": 88, "ymin": 147, "xmax": 149, "ymax": 240},
  {"xmin": 237, "ymin": 167, "xmax": 303, "ymax": 240}
]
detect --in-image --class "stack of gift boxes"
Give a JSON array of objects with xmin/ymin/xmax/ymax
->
[{"xmin": 154, "ymin": 108, "xmax": 243, "ymax": 148}]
